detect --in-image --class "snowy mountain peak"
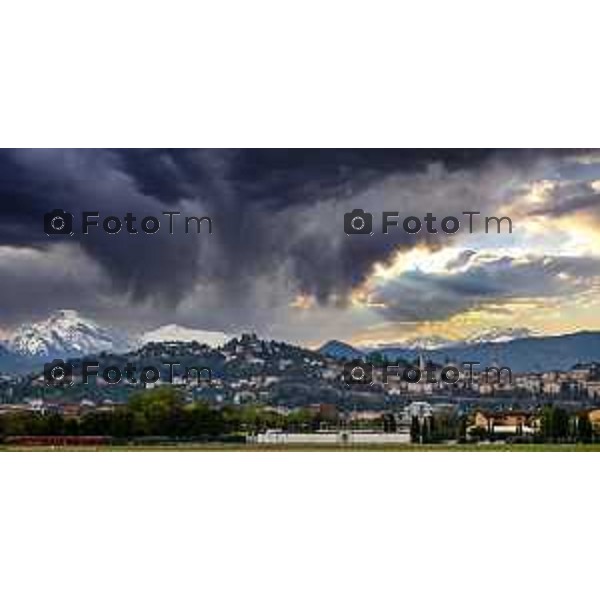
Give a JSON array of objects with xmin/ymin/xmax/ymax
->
[
  {"xmin": 49, "ymin": 309, "xmax": 81, "ymax": 322},
  {"xmin": 382, "ymin": 328, "xmax": 534, "ymax": 351},
  {"xmin": 8, "ymin": 310, "xmax": 122, "ymax": 357},
  {"xmin": 465, "ymin": 327, "xmax": 533, "ymax": 345},
  {"xmin": 400, "ymin": 335, "xmax": 454, "ymax": 350},
  {"xmin": 138, "ymin": 325, "xmax": 229, "ymax": 348}
]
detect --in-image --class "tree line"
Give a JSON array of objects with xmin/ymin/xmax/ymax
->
[
  {"xmin": 0, "ymin": 391, "xmax": 596, "ymax": 444},
  {"xmin": 0, "ymin": 389, "xmax": 342, "ymax": 441}
]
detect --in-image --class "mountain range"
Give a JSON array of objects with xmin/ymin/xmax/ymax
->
[
  {"xmin": 0, "ymin": 310, "xmax": 230, "ymax": 373},
  {"xmin": 1, "ymin": 310, "xmax": 600, "ymax": 375},
  {"xmin": 318, "ymin": 330, "xmax": 600, "ymax": 373},
  {"xmin": 383, "ymin": 327, "xmax": 534, "ymax": 351}
]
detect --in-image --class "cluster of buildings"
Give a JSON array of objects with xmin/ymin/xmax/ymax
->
[
  {"xmin": 371, "ymin": 357, "xmax": 600, "ymax": 401},
  {"xmin": 0, "ymin": 397, "xmax": 118, "ymax": 419},
  {"xmin": 513, "ymin": 364, "xmax": 600, "ymax": 399}
]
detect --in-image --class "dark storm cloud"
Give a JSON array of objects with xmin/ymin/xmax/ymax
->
[
  {"xmin": 113, "ymin": 149, "xmax": 524, "ymax": 204},
  {"xmin": 108, "ymin": 148, "xmax": 515, "ymax": 302},
  {"xmin": 0, "ymin": 148, "xmax": 592, "ymax": 330},
  {"xmin": 371, "ymin": 255, "xmax": 600, "ymax": 322},
  {"xmin": 0, "ymin": 149, "xmax": 204, "ymax": 305}
]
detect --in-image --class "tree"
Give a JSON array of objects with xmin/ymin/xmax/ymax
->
[
  {"xmin": 109, "ymin": 409, "xmax": 135, "ymax": 439},
  {"xmin": 184, "ymin": 402, "xmax": 227, "ymax": 437},
  {"xmin": 421, "ymin": 416, "xmax": 433, "ymax": 443},
  {"xmin": 366, "ymin": 352, "xmax": 385, "ymax": 366},
  {"xmin": 577, "ymin": 413, "xmax": 593, "ymax": 444},
  {"xmin": 457, "ymin": 416, "xmax": 468, "ymax": 443},
  {"xmin": 128, "ymin": 387, "xmax": 187, "ymax": 436},
  {"xmin": 410, "ymin": 416, "xmax": 420, "ymax": 443},
  {"xmin": 541, "ymin": 406, "xmax": 571, "ymax": 442},
  {"xmin": 382, "ymin": 413, "xmax": 397, "ymax": 433},
  {"xmin": 80, "ymin": 411, "xmax": 113, "ymax": 436},
  {"xmin": 43, "ymin": 413, "xmax": 65, "ymax": 435}
]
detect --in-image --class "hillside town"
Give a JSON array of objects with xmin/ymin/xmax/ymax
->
[{"xmin": 1, "ymin": 333, "xmax": 600, "ymax": 445}]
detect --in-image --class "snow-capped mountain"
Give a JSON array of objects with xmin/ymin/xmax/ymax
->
[
  {"xmin": 368, "ymin": 328, "xmax": 534, "ymax": 353},
  {"xmin": 7, "ymin": 310, "xmax": 125, "ymax": 357},
  {"xmin": 138, "ymin": 324, "xmax": 229, "ymax": 348},
  {"xmin": 319, "ymin": 330, "xmax": 600, "ymax": 372},
  {"xmin": 464, "ymin": 327, "xmax": 534, "ymax": 345},
  {"xmin": 397, "ymin": 335, "xmax": 454, "ymax": 350}
]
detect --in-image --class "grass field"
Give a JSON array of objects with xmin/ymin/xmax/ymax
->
[{"xmin": 4, "ymin": 443, "xmax": 600, "ymax": 451}]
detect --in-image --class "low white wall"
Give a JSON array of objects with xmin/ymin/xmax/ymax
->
[{"xmin": 253, "ymin": 431, "xmax": 411, "ymax": 444}]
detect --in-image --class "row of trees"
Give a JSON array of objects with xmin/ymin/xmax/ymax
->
[
  {"xmin": 0, "ymin": 390, "xmax": 233, "ymax": 440},
  {"xmin": 410, "ymin": 414, "xmax": 468, "ymax": 444},
  {"xmin": 539, "ymin": 406, "xmax": 594, "ymax": 443},
  {"xmin": 0, "ymin": 390, "xmax": 348, "ymax": 440}
]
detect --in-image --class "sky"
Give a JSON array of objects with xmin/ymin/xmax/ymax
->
[{"xmin": 1, "ymin": 148, "xmax": 599, "ymax": 347}]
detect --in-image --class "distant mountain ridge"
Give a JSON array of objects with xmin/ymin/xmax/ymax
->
[
  {"xmin": 397, "ymin": 327, "xmax": 534, "ymax": 350},
  {"xmin": 319, "ymin": 331, "xmax": 600, "ymax": 373},
  {"xmin": 318, "ymin": 339, "xmax": 365, "ymax": 360},
  {"xmin": 1, "ymin": 310, "xmax": 600, "ymax": 375},
  {"xmin": 0, "ymin": 311, "xmax": 233, "ymax": 373}
]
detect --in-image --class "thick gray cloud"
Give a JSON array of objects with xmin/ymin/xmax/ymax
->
[
  {"xmin": 371, "ymin": 255, "xmax": 600, "ymax": 322},
  {"xmin": 0, "ymin": 245, "xmax": 111, "ymax": 325},
  {"xmin": 528, "ymin": 179, "xmax": 600, "ymax": 220}
]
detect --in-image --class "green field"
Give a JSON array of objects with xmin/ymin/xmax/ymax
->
[{"xmin": 4, "ymin": 443, "xmax": 600, "ymax": 452}]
